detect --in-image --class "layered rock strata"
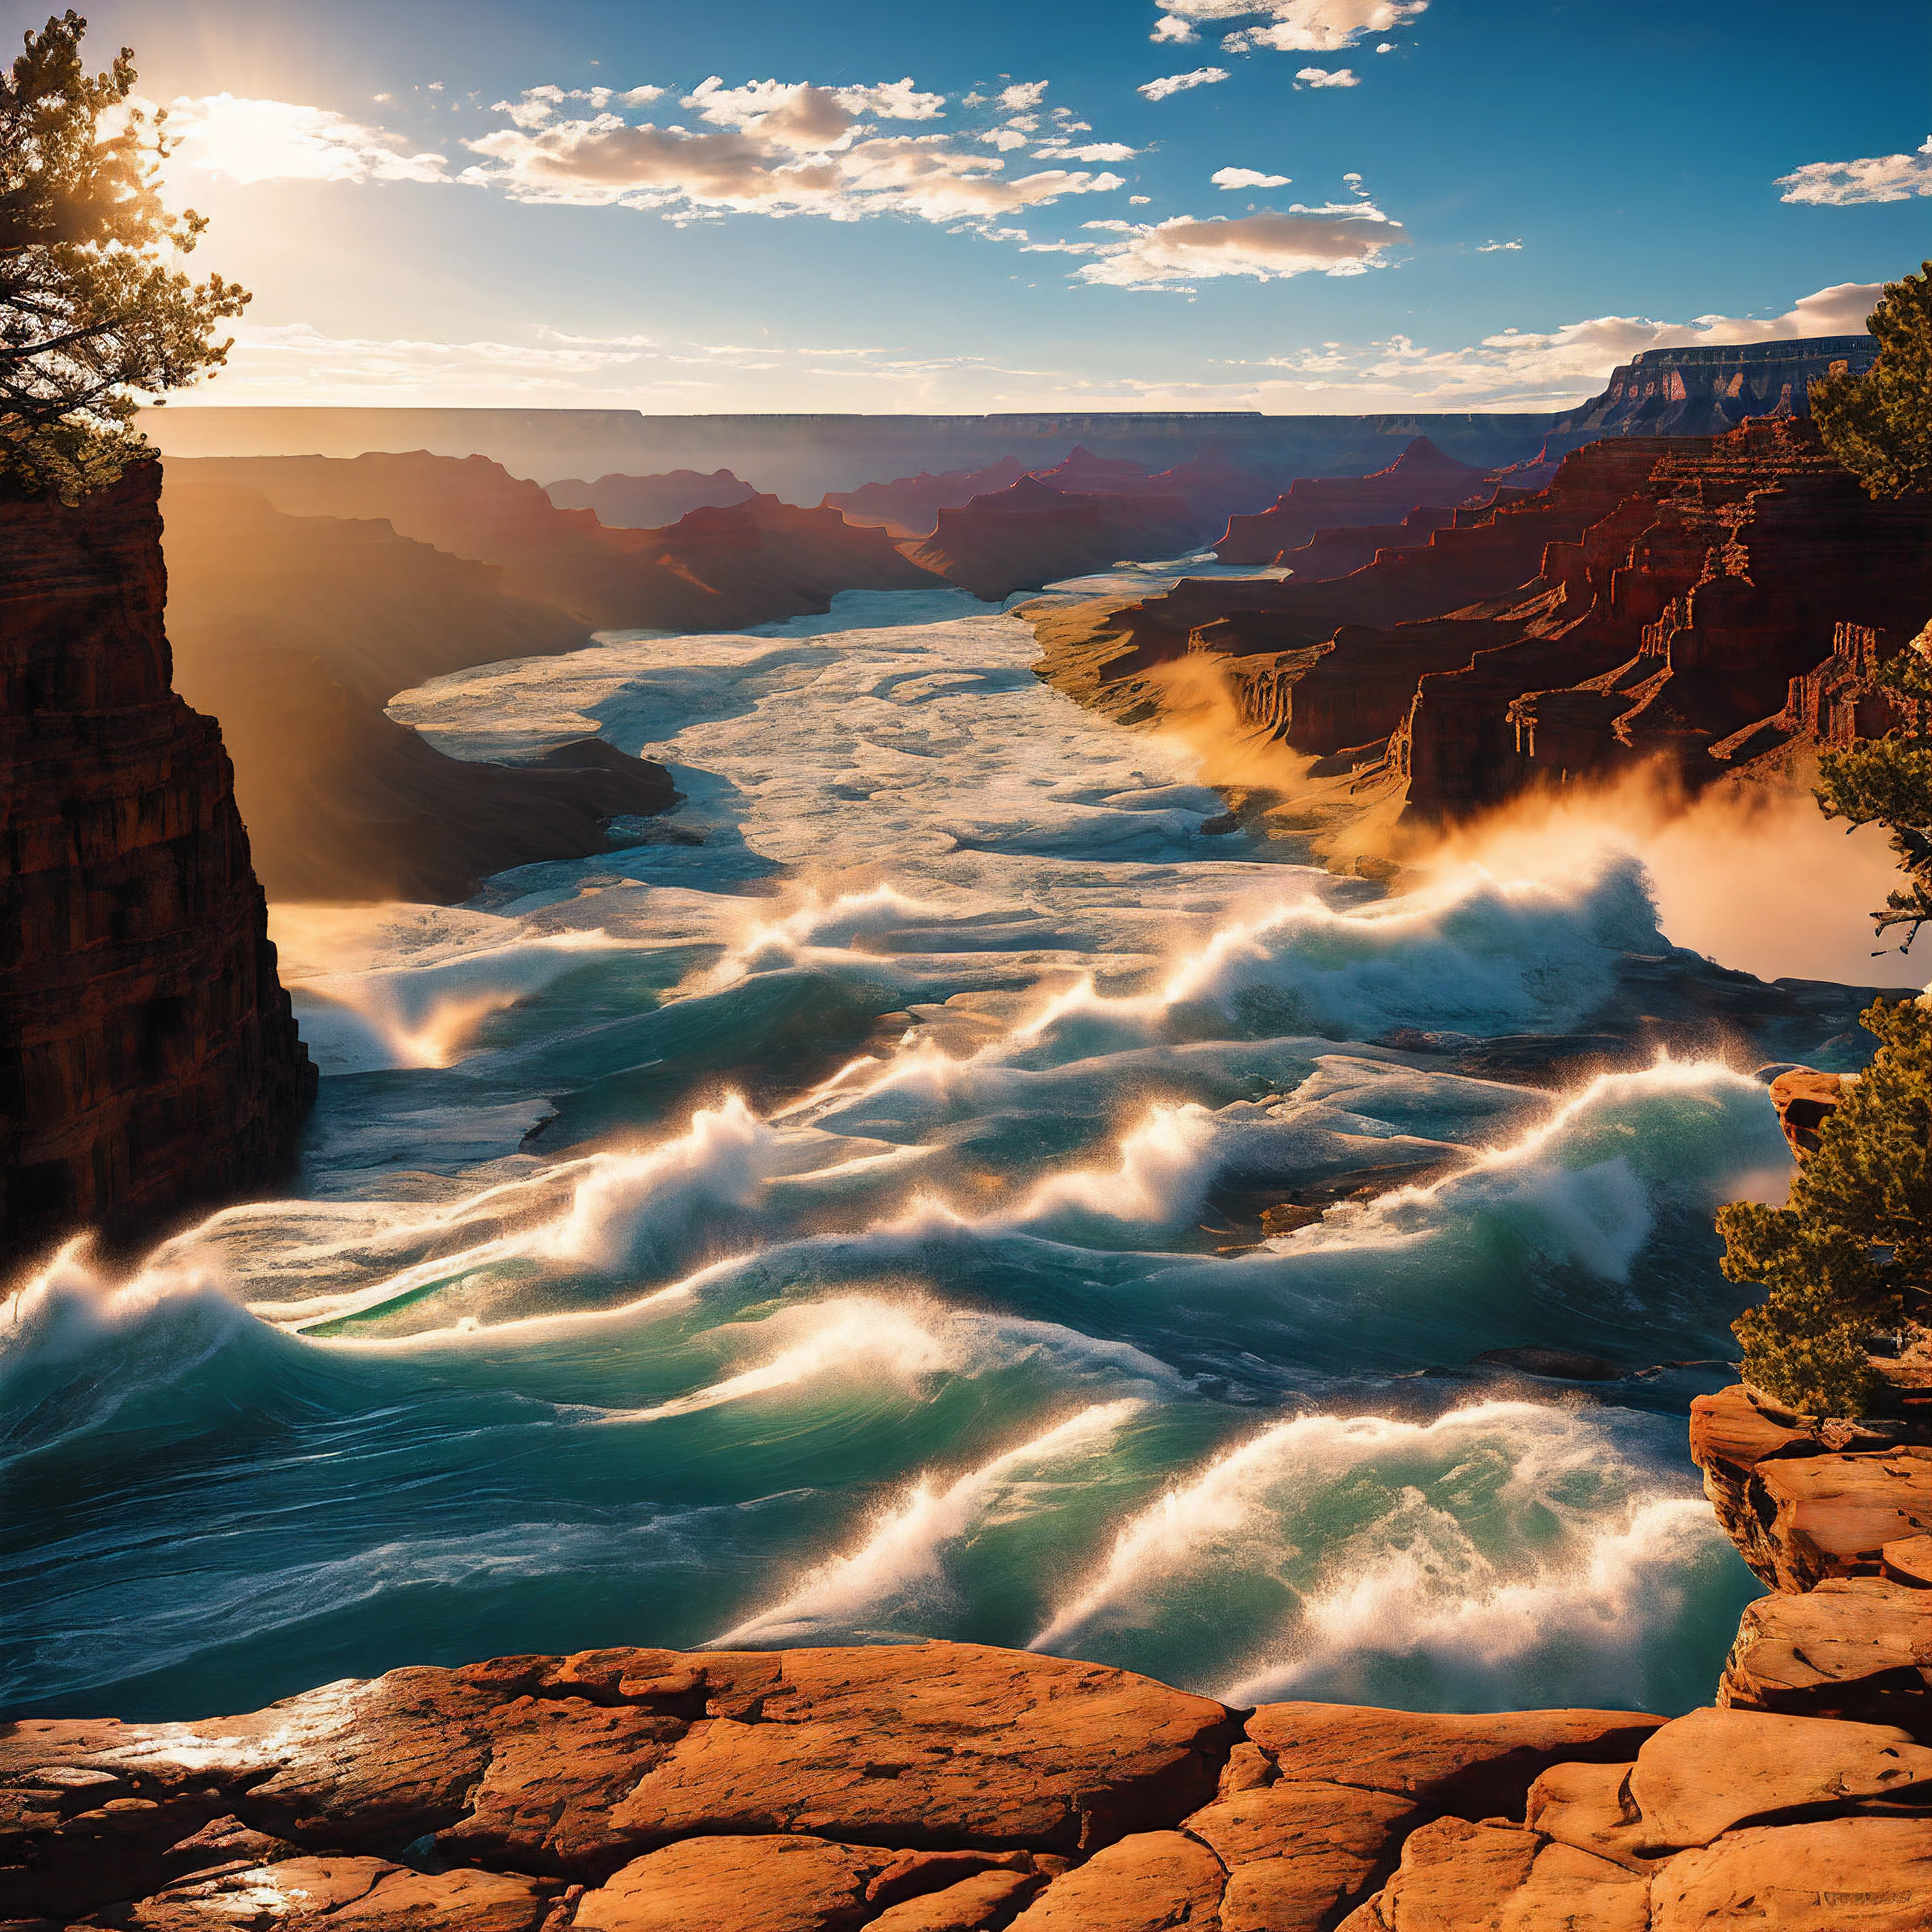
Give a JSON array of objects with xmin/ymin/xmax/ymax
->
[
  {"xmin": 0, "ymin": 466, "xmax": 315, "ymax": 1272},
  {"xmin": 1033, "ymin": 420, "xmax": 1932, "ymax": 827},
  {"xmin": 1535, "ymin": 335, "xmax": 1879, "ymax": 461},
  {"xmin": 158, "ymin": 475, "xmax": 677, "ymax": 903}
]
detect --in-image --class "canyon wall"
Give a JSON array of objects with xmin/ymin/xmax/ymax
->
[
  {"xmin": 158, "ymin": 475, "xmax": 678, "ymax": 903},
  {"xmin": 0, "ymin": 466, "xmax": 315, "ymax": 1273},
  {"xmin": 1032, "ymin": 419, "xmax": 1932, "ymax": 831}
]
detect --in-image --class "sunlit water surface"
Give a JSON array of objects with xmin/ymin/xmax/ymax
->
[{"xmin": 2, "ymin": 577, "xmax": 1828, "ymax": 1721}]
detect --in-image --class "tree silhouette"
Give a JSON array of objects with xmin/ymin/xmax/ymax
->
[{"xmin": 1, "ymin": 10, "xmax": 249, "ymax": 498}]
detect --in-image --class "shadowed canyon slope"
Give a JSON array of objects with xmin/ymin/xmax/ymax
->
[
  {"xmin": 158, "ymin": 474, "xmax": 678, "ymax": 903},
  {"xmin": 0, "ymin": 466, "xmax": 315, "ymax": 1271}
]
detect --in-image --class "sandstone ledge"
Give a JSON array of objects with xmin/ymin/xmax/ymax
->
[{"xmin": 5, "ymin": 1641, "xmax": 1929, "ymax": 1931}]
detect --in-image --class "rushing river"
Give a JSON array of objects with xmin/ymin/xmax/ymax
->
[{"xmin": 3, "ymin": 570, "xmax": 1829, "ymax": 1723}]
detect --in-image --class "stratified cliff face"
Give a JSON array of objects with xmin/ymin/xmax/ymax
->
[
  {"xmin": 1216, "ymin": 437, "xmax": 1501, "ymax": 564},
  {"xmin": 906, "ymin": 475, "xmax": 1199, "ymax": 600},
  {"xmin": 1537, "ymin": 334, "xmax": 1878, "ymax": 460},
  {"xmin": 175, "ymin": 453, "xmax": 944, "ymax": 631},
  {"xmin": 1034, "ymin": 420, "xmax": 1932, "ymax": 827},
  {"xmin": 0, "ymin": 465, "xmax": 315, "ymax": 1271}
]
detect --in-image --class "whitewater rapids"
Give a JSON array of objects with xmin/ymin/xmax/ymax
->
[{"xmin": 1, "ymin": 577, "xmax": 1815, "ymax": 1721}]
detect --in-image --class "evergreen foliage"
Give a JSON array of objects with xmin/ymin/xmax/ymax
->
[
  {"xmin": 0, "ymin": 11, "xmax": 248, "ymax": 499},
  {"xmin": 1810, "ymin": 262, "xmax": 1932, "ymax": 502},
  {"xmin": 1719, "ymin": 998, "xmax": 1932, "ymax": 1417},
  {"xmin": 1815, "ymin": 647, "xmax": 1932, "ymax": 952}
]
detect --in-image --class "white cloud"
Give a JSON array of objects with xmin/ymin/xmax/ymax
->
[
  {"xmin": 1776, "ymin": 136, "xmax": 1932, "ymax": 204},
  {"xmin": 1035, "ymin": 141, "xmax": 1138, "ymax": 162},
  {"xmin": 166, "ymin": 94, "xmax": 451, "ymax": 184},
  {"xmin": 1476, "ymin": 238, "xmax": 1523, "ymax": 251},
  {"xmin": 981, "ymin": 128, "xmax": 1030, "ymax": 150},
  {"xmin": 1139, "ymin": 67, "xmax": 1231, "ymax": 100},
  {"xmin": 1076, "ymin": 201, "xmax": 1404, "ymax": 286},
  {"xmin": 618, "ymin": 85, "xmax": 666, "ymax": 106},
  {"xmin": 466, "ymin": 108, "xmax": 1124, "ymax": 226},
  {"xmin": 840, "ymin": 77, "xmax": 948, "ymax": 121},
  {"xmin": 1000, "ymin": 81, "xmax": 1050, "ymax": 110},
  {"xmin": 1155, "ymin": 1, "xmax": 1426, "ymax": 53},
  {"xmin": 1376, "ymin": 41, "xmax": 1395, "ymax": 52},
  {"xmin": 1130, "ymin": 194, "xmax": 1152, "ymax": 204},
  {"xmin": 1152, "ymin": 16, "xmax": 1199, "ymax": 41},
  {"xmin": 1215, "ymin": 279, "xmax": 1883, "ymax": 408},
  {"xmin": 1212, "ymin": 166, "xmax": 1291, "ymax": 189},
  {"xmin": 1297, "ymin": 67, "xmax": 1360, "ymax": 87}
]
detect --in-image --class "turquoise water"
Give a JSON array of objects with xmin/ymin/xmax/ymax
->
[{"xmin": 1, "ymin": 577, "xmax": 1798, "ymax": 1722}]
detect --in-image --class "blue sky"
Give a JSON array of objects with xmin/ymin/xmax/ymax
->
[{"xmin": 83, "ymin": 0, "xmax": 1932, "ymax": 412}]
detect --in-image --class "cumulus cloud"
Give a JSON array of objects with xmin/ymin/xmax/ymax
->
[
  {"xmin": 1152, "ymin": 16, "xmax": 1199, "ymax": 40},
  {"xmin": 1212, "ymin": 166, "xmax": 1292, "ymax": 189},
  {"xmin": 1155, "ymin": 1, "xmax": 1426, "ymax": 53},
  {"xmin": 1076, "ymin": 201, "xmax": 1403, "ymax": 286},
  {"xmin": 462, "ymin": 73, "xmax": 1121, "ymax": 228},
  {"xmin": 1776, "ymin": 135, "xmax": 1932, "ymax": 204},
  {"xmin": 1297, "ymin": 67, "xmax": 1359, "ymax": 86},
  {"xmin": 166, "ymin": 93, "xmax": 451, "ymax": 183},
  {"xmin": 1477, "ymin": 237, "xmax": 1523, "ymax": 251},
  {"xmin": 1139, "ymin": 67, "xmax": 1231, "ymax": 100}
]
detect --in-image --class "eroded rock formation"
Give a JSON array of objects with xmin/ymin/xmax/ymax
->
[
  {"xmin": 545, "ymin": 469, "xmax": 757, "ymax": 529},
  {"xmin": 0, "ymin": 466, "xmax": 315, "ymax": 1272},
  {"xmin": 1215, "ymin": 437, "xmax": 1501, "ymax": 565},
  {"xmin": 159, "ymin": 475, "xmax": 678, "ymax": 902},
  {"xmin": 173, "ymin": 454, "xmax": 944, "ymax": 632},
  {"xmin": 905, "ymin": 475, "xmax": 1199, "ymax": 602},
  {"xmin": 1033, "ymin": 419, "xmax": 1932, "ymax": 829},
  {"xmin": 822, "ymin": 459, "xmax": 1028, "ymax": 538},
  {"xmin": 10, "ymin": 1632, "xmax": 1929, "ymax": 1930}
]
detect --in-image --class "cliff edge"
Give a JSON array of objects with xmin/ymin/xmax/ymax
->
[{"xmin": 0, "ymin": 463, "xmax": 316, "ymax": 1272}]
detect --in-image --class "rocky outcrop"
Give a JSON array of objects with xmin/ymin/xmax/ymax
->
[
  {"xmin": 545, "ymin": 468, "xmax": 757, "ymax": 529},
  {"xmin": 14, "ymin": 1639, "xmax": 1932, "ymax": 1931},
  {"xmin": 173, "ymin": 455, "xmax": 944, "ymax": 632},
  {"xmin": 0, "ymin": 466, "xmax": 315, "ymax": 1273},
  {"xmin": 905, "ymin": 476, "xmax": 1199, "ymax": 601},
  {"xmin": 1216, "ymin": 437, "xmax": 1498, "ymax": 564},
  {"xmin": 1536, "ymin": 335, "xmax": 1879, "ymax": 461},
  {"xmin": 159, "ymin": 475, "xmax": 678, "ymax": 902}
]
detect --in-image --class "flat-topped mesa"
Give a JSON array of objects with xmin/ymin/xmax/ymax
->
[
  {"xmin": 1215, "ymin": 436, "xmax": 1497, "ymax": 564},
  {"xmin": 172, "ymin": 452, "xmax": 942, "ymax": 631},
  {"xmin": 1537, "ymin": 333, "xmax": 1880, "ymax": 461},
  {"xmin": 0, "ymin": 465, "xmax": 316, "ymax": 1272},
  {"xmin": 906, "ymin": 475, "xmax": 1199, "ymax": 601}
]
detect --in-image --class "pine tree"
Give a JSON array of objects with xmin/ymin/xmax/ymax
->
[
  {"xmin": 1, "ymin": 11, "xmax": 249, "ymax": 499},
  {"xmin": 1719, "ymin": 998, "xmax": 1932, "ymax": 1416}
]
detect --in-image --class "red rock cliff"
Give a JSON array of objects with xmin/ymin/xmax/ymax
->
[{"xmin": 0, "ymin": 463, "xmax": 315, "ymax": 1271}]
